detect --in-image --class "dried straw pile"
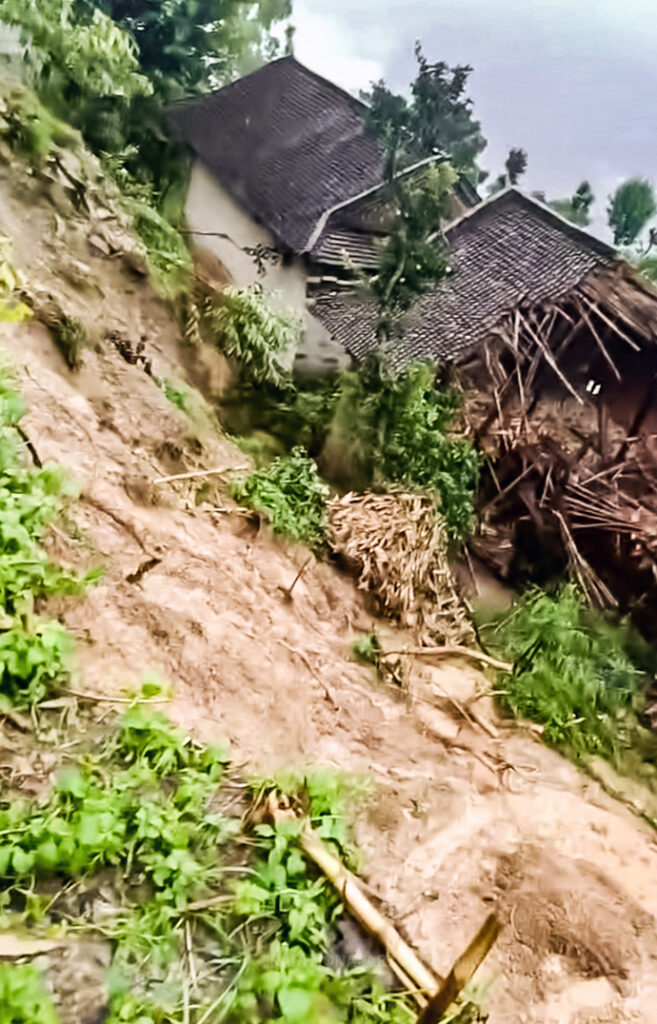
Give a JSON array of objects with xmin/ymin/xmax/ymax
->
[{"xmin": 328, "ymin": 491, "xmax": 473, "ymax": 643}]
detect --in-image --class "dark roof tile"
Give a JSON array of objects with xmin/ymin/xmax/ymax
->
[
  {"xmin": 171, "ymin": 57, "xmax": 383, "ymax": 253},
  {"xmin": 312, "ymin": 189, "xmax": 617, "ymax": 366}
]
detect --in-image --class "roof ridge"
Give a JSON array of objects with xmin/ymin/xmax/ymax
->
[
  {"xmin": 446, "ymin": 186, "xmax": 616, "ymax": 258},
  {"xmin": 193, "ymin": 55, "xmax": 368, "ymax": 113}
]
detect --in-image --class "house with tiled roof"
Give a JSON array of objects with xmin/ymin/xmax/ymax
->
[{"xmin": 171, "ymin": 55, "xmax": 478, "ymax": 374}]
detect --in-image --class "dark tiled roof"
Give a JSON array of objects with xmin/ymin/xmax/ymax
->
[
  {"xmin": 312, "ymin": 189, "xmax": 617, "ymax": 366},
  {"xmin": 311, "ymin": 228, "xmax": 383, "ymax": 269},
  {"xmin": 171, "ymin": 57, "xmax": 383, "ymax": 253}
]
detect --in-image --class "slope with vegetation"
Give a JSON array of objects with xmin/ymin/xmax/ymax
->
[{"xmin": 1, "ymin": 7, "xmax": 657, "ymax": 1020}]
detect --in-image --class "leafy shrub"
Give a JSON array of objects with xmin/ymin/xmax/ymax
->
[
  {"xmin": 323, "ymin": 360, "xmax": 479, "ymax": 539},
  {"xmin": 0, "ymin": 88, "xmax": 78, "ymax": 163},
  {"xmin": 0, "ymin": 963, "xmax": 59, "ymax": 1024},
  {"xmin": 0, "ymin": 234, "xmax": 31, "ymax": 324},
  {"xmin": 231, "ymin": 447, "xmax": 330, "ymax": 548},
  {"xmin": 123, "ymin": 197, "xmax": 191, "ymax": 297},
  {"xmin": 204, "ymin": 284, "xmax": 300, "ymax": 388},
  {"xmin": 494, "ymin": 584, "xmax": 653, "ymax": 761}
]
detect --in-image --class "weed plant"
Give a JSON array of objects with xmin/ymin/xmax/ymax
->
[
  {"xmin": 0, "ymin": 373, "xmax": 99, "ymax": 706},
  {"xmin": 232, "ymin": 446, "xmax": 330, "ymax": 549},
  {"xmin": 493, "ymin": 584, "xmax": 657, "ymax": 769}
]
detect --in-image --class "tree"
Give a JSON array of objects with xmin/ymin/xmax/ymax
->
[
  {"xmin": 487, "ymin": 146, "xmax": 528, "ymax": 195},
  {"xmin": 366, "ymin": 42, "xmax": 486, "ymax": 180},
  {"xmin": 73, "ymin": 0, "xmax": 291, "ymax": 98},
  {"xmin": 550, "ymin": 180, "xmax": 595, "ymax": 227},
  {"xmin": 505, "ymin": 147, "xmax": 527, "ymax": 186},
  {"xmin": 367, "ymin": 162, "xmax": 456, "ymax": 348},
  {"xmin": 607, "ymin": 177, "xmax": 657, "ymax": 246}
]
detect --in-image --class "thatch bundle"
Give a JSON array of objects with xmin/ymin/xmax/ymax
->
[{"xmin": 328, "ymin": 490, "xmax": 473, "ymax": 642}]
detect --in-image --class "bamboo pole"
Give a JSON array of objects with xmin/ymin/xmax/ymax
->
[
  {"xmin": 152, "ymin": 464, "xmax": 248, "ymax": 485},
  {"xmin": 416, "ymin": 914, "xmax": 501, "ymax": 1024},
  {"xmin": 265, "ymin": 795, "xmax": 440, "ymax": 998},
  {"xmin": 265, "ymin": 795, "xmax": 501, "ymax": 1022}
]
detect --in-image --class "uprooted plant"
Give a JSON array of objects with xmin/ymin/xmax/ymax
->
[{"xmin": 232, "ymin": 446, "xmax": 331, "ymax": 549}]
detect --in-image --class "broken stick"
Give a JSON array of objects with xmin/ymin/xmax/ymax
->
[
  {"xmin": 416, "ymin": 913, "xmax": 501, "ymax": 1024},
  {"xmin": 383, "ymin": 645, "xmax": 513, "ymax": 674},
  {"xmin": 152, "ymin": 464, "xmax": 249, "ymax": 486}
]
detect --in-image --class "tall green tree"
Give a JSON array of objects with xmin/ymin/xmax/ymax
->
[
  {"xmin": 368, "ymin": 162, "xmax": 456, "ymax": 347},
  {"xmin": 73, "ymin": 0, "xmax": 291, "ymax": 98},
  {"xmin": 608, "ymin": 177, "xmax": 657, "ymax": 246},
  {"xmin": 550, "ymin": 180, "xmax": 595, "ymax": 227},
  {"xmin": 366, "ymin": 42, "xmax": 486, "ymax": 180}
]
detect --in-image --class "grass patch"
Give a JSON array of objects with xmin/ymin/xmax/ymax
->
[
  {"xmin": 231, "ymin": 446, "xmax": 330, "ymax": 549},
  {"xmin": 492, "ymin": 585, "xmax": 657, "ymax": 772}
]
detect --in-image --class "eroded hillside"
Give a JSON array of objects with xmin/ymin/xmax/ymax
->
[{"xmin": 2, "ymin": 117, "xmax": 657, "ymax": 1024}]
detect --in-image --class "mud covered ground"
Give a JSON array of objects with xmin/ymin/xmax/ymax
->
[{"xmin": 2, "ymin": 152, "xmax": 657, "ymax": 1024}]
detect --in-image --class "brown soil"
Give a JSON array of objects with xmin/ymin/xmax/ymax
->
[{"xmin": 2, "ymin": 154, "xmax": 657, "ymax": 1024}]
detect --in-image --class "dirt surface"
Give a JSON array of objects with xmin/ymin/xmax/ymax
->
[{"xmin": 3, "ymin": 154, "xmax": 657, "ymax": 1024}]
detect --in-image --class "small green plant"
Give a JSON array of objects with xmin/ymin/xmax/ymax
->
[
  {"xmin": 159, "ymin": 378, "xmax": 189, "ymax": 413},
  {"xmin": 0, "ymin": 963, "xmax": 59, "ymax": 1024},
  {"xmin": 232, "ymin": 446, "xmax": 330, "ymax": 548},
  {"xmin": 0, "ymin": 88, "xmax": 78, "ymax": 164},
  {"xmin": 493, "ymin": 584, "xmax": 657, "ymax": 765},
  {"xmin": 46, "ymin": 313, "xmax": 87, "ymax": 370},
  {"xmin": 123, "ymin": 197, "xmax": 191, "ymax": 297},
  {"xmin": 204, "ymin": 285, "xmax": 299, "ymax": 388},
  {"xmin": 0, "ymin": 370, "xmax": 99, "ymax": 705},
  {"xmin": 0, "ymin": 235, "xmax": 32, "ymax": 324},
  {"xmin": 352, "ymin": 633, "xmax": 383, "ymax": 667}
]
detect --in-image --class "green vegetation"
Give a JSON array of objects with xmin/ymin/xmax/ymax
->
[
  {"xmin": 550, "ymin": 180, "xmax": 595, "ymax": 227},
  {"xmin": 367, "ymin": 163, "xmax": 456, "ymax": 345},
  {"xmin": 366, "ymin": 43, "xmax": 486, "ymax": 180},
  {"xmin": 0, "ymin": 704, "xmax": 433, "ymax": 1024},
  {"xmin": 493, "ymin": 585, "xmax": 657, "ymax": 771},
  {"xmin": 160, "ymin": 378, "xmax": 190, "ymax": 413},
  {"xmin": 0, "ymin": 962, "xmax": 59, "ymax": 1024},
  {"xmin": 124, "ymin": 197, "xmax": 192, "ymax": 296},
  {"xmin": 608, "ymin": 177, "xmax": 657, "ymax": 247},
  {"xmin": 232, "ymin": 446, "xmax": 330, "ymax": 548},
  {"xmin": 0, "ymin": 371, "xmax": 98, "ymax": 707},
  {"xmin": 0, "ymin": 235, "xmax": 31, "ymax": 324},
  {"xmin": 323, "ymin": 361, "xmax": 479, "ymax": 540},
  {"xmin": 204, "ymin": 285, "xmax": 299, "ymax": 389}
]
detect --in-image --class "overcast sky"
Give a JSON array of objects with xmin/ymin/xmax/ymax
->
[{"xmin": 290, "ymin": 0, "xmax": 657, "ymax": 237}]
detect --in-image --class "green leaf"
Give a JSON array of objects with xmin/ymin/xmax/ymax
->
[{"xmin": 278, "ymin": 986, "xmax": 313, "ymax": 1021}]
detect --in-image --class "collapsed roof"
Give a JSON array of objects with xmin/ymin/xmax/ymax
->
[
  {"xmin": 311, "ymin": 188, "xmax": 633, "ymax": 367},
  {"xmin": 171, "ymin": 56, "xmax": 478, "ymax": 254}
]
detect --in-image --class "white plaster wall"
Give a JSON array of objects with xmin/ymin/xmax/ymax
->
[{"xmin": 185, "ymin": 160, "xmax": 350, "ymax": 376}]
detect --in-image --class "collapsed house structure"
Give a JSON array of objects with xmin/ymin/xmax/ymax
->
[{"xmin": 312, "ymin": 188, "xmax": 657, "ymax": 632}]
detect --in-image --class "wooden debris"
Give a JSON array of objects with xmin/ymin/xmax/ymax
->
[
  {"xmin": 264, "ymin": 793, "xmax": 500, "ymax": 1019},
  {"xmin": 265, "ymin": 793, "xmax": 440, "ymax": 998},
  {"xmin": 383, "ymin": 645, "xmax": 513, "ymax": 674},
  {"xmin": 277, "ymin": 556, "xmax": 313, "ymax": 602},
  {"xmin": 152, "ymin": 464, "xmax": 249, "ymax": 486},
  {"xmin": 328, "ymin": 491, "xmax": 474, "ymax": 644}
]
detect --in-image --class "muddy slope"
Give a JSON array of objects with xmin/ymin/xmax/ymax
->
[{"xmin": 2, "ymin": 149, "xmax": 657, "ymax": 1024}]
